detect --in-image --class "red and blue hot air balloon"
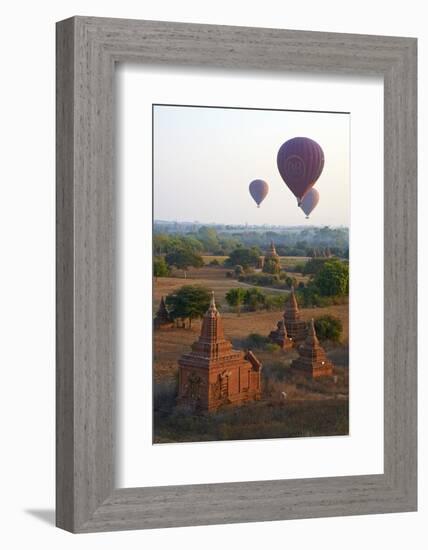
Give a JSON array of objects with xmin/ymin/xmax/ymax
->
[
  {"xmin": 277, "ymin": 137, "xmax": 324, "ymax": 204},
  {"xmin": 249, "ymin": 179, "xmax": 269, "ymax": 208},
  {"xmin": 299, "ymin": 188, "xmax": 320, "ymax": 218}
]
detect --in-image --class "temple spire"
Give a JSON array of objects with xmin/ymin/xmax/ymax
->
[
  {"xmin": 266, "ymin": 240, "xmax": 278, "ymax": 258},
  {"xmin": 153, "ymin": 295, "xmax": 173, "ymax": 329},
  {"xmin": 278, "ymin": 285, "xmax": 307, "ymax": 344},
  {"xmin": 306, "ymin": 318, "xmax": 319, "ymax": 345},
  {"xmin": 284, "ymin": 286, "xmax": 299, "ymax": 319},
  {"xmin": 209, "ymin": 291, "xmax": 217, "ymax": 311}
]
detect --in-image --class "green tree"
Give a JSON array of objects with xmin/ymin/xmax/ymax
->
[
  {"xmin": 181, "ymin": 236, "xmax": 204, "ymax": 253},
  {"xmin": 245, "ymin": 333, "xmax": 269, "ymax": 349},
  {"xmin": 262, "ymin": 257, "xmax": 281, "ymax": 274},
  {"xmin": 225, "ymin": 287, "xmax": 246, "ymax": 316},
  {"xmin": 153, "ymin": 233, "xmax": 171, "ymax": 255},
  {"xmin": 314, "ymin": 315, "xmax": 343, "ymax": 342},
  {"xmin": 165, "ymin": 285, "xmax": 211, "ymax": 329},
  {"xmin": 244, "ymin": 287, "xmax": 266, "ymax": 311},
  {"xmin": 153, "ymin": 256, "xmax": 170, "ymax": 279},
  {"xmin": 197, "ymin": 226, "xmax": 219, "ymax": 252},
  {"xmin": 314, "ymin": 259, "xmax": 349, "ymax": 296},
  {"xmin": 165, "ymin": 248, "xmax": 204, "ymax": 278},
  {"xmin": 303, "ymin": 258, "xmax": 328, "ymax": 275},
  {"xmin": 285, "ymin": 276, "xmax": 297, "ymax": 289},
  {"xmin": 227, "ymin": 247, "xmax": 261, "ymax": 269}
]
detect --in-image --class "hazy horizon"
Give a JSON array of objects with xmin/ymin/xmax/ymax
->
[
  {"xmin": 154, "ymin": 105, "xmax": 350, "ymax": 226},
  {"xmin": 154, "ymin": 219, "xmax": 349, "ymax": 229}
]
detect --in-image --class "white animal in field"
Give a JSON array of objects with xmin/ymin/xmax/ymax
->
[{"xmin": 281, "ymin": 392, "xmax": 287, "ymax": 400}]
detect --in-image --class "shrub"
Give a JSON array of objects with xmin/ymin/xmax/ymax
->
[
  {"xmin": 314, "ymin": 259, "xmax": 349, "ymax": 297},
  {"xmin": 265, "ymin": 343, "xmax": 281, "ymax": 353},
  {"xmin": 314, "ymin": 315, "xmax": 343, "ymax": 342},
  {"xmin": 226, "ymin": 247, "xmax": 261, "ymax": 269},
  {"xmin": 153, "ymin": 256, "xmax": 170, "ymax": 278},
  {"xmin": 225, "ymin": 287, "xmax": 246, "ymax": 316},
  {"xmin": 293, "ymin": 262, "xmax": 306, "ymax": 273},
  {"xmin": 243, "ymin": 288, "xmax": 266, "ymax": 311},
  {"xmin": 245, "ymin": 333, "xmax": 269, "ymax": 349},
  {"xmin": 303, "ymin": 258, "xmax": 329, "ymax": 275},
  {"xmin": 264, "ymin": 294, "xmax": 286, "ymax": 311},
  {"xmin": 262, "ymin": 257, "xmax": 281, "ymax": 274}
]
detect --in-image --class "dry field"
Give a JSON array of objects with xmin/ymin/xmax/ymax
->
[
  {"xmin": 153, "ymin": 266, "xmax": 288, "ymax": 311},
  {"xmin": 280, "ymin": 256, "xmax": 310, "ymax": 268}
]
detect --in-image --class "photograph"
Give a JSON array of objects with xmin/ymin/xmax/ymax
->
[{"xmin": 152, "ymin": 104, "xmax": 350, "ymax": 444}]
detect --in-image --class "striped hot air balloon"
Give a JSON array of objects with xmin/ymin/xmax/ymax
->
[
  {"xmin": 277, "ymin": 137, "xmax": 324, "ymax": 204},
  {"xmin": 249, "ymin": 179, "xmax": 269, "ymax": 207}
]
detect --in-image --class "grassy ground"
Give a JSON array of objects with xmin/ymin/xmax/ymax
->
[{"xmin": 153, "ymin": 361, "xmax": 349, "ymax": 443}]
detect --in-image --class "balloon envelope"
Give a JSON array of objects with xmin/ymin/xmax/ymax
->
[
  {"xmin": 277, "ymin": 137, "xmax": 324, "ymax": 202},
  {"xmin": 299, "ymin": 188, "xmax": 320, "ymax": 218},
  {"xmin": 249, "ymin": 179, "xmax": 269, "ymax": 207}
]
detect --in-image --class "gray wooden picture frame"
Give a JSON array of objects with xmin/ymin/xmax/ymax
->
[{"xmin": 56, "ymin": 16, "xmax": 417, "ymax": 533}]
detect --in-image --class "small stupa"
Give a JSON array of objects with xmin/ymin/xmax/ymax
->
[
  {"xmin": 268, "ymin": 319, "xmax": 293, "ymax": 350},
  {"xmin": 282, "ymin": 286, "xmax": 308, "ymax": 344},
  {"xmin": 153, "ymin": 296, "xmax": 173, "ymax": 330},
  {"xmin": 177, "ymin": 292, "xmax": 262, "ymax": 411},
  {"xmin": 265, "ymin": 240, "xmax": 279, "ymax": 259},
  {"xmin": 291, "ymin": 319, "xmax": 334, "ymax": 378},
  {"xmin": 262, "ymin": 240, "xmax": 281, "ymax": 274}
]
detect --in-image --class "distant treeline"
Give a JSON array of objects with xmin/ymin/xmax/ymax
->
[{"xmin": 153, "ymin": 224, "xmax": 349, "ymax": 258}]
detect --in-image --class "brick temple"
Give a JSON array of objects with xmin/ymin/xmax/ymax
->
[
  {"xmin": 177, "ymin": 292, "xmax": 262, "ymax": 411},
  {"xmin": 269, "ymin": 286, "xmax": 307, "ymax": 347},
  {"xmin": 291, "ymin": 319, "xmax": 334, "ymax": 378},
  {"xmin": 262, "ymin": 240, "xmax": 281, "ymax": 273},
  {"xmin": 265, "ymin": 240, "xmax": 279, "ymax": 260},
  {"xmin": 153, "ymin": 296, "xmax": 173, "ymax": 330},
  {"xmin": 268, "ymin": 319, "xmax": 293, "ymax": 350}
]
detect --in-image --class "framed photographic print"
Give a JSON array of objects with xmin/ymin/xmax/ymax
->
[{"xmin": 56, "ymin": 17, "xmax": 417, "ymax": 532}]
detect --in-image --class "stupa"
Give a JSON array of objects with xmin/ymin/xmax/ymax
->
[
  {"xmin": 282, "ymin": 286, "xmax": 308, "ymax": 344},
  {"xmin": 262, "ymin": 240, "xmax": 281, "ymax": 274},
  {"xmin": 265, "ymin": 240, "xmax": 279, "ymax": 259},
  {"xmin": 153, "ymin": 296, "xmax": 173, "ymax": 330},
  {"xmin": 268, "ymin": 319, "xmax": 293, "ymax": 350},
  {"xmin": 291, "ymin": 319, "xmax": 334, "ymax": 378},
  {"xmin": 177, "ymin": 292, "xmax": 262, "ymax": 411}
]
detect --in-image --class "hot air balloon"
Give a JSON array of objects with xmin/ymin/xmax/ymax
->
[
  {"xmin": 249, "ymin": 179, "xmax": 269, "ymax": 207},
  {"xmin": 299, "ymin": 188, "xmax": 320, "ymax": 218},
  {"xmin": 277, "ymin": 137, "xmax": 324, "ymax": 204}
]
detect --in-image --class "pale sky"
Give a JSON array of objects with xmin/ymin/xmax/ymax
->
[{"xmin": 153, "ymin": 105, "xmax": 350, "ymax": 226}]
